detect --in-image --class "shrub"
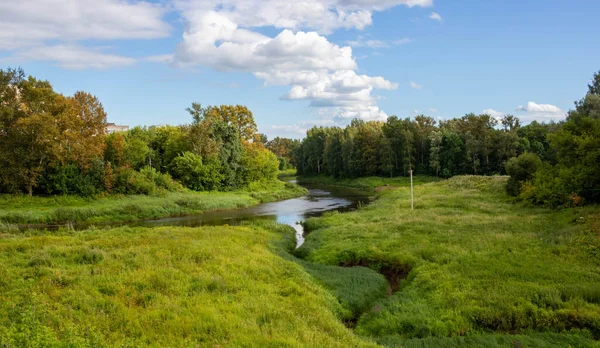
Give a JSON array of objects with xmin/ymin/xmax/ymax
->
[
  {"xmin": 170, "ymin": 152, "xmax": 224, "ymax": 191},
  {"xmin": 113, "ymin": 168, "xmax": 156, "ymax": 195},
  {"xmin": 505, "ymin": 152, "xmax": 542, "ymax": 196},
  {"xmin": 140, "ymin": 166, "xmax": 183, "ymax": 192}
]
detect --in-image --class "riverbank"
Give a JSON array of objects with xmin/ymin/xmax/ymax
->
[
  {"xmin": 0, "ymin": 222, "xmax": 379, "ymax": 346},
  {"xmin": 0, "ymin": 180, "xmax": 307, "ymax": 226},
  {"xmin": 298, "ymin": 174, "xmax": 443, "ymax": 190},
  {"xmin": 296, "ymin": 175, "xmax": 600, "ymax": 346}
]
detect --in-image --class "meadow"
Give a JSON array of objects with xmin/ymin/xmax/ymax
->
[
  {"xmin": 297, "ymin": 176, "xmax": 600, "ymax": 346},
  {"xmin": 0, "ymin": 180, "xmax": 306, "ymax": 226},
  {"xmin": 0, "ymin": 222, "xmax": 378, "ymax": 347},
  {"xmin": 298, "ymin": 174, "xmax": 443, "ymax": 190},
  {"xmin": 1, "ymin": 175, "xmax": 599, "ymax": 347}
]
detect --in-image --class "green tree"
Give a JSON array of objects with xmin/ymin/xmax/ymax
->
[
  {"xmin": 429, "ymin": 130, "xmax": 443, "ymax": 176},
  {"xmin": 505, "ymin": 153, "xmax": 542, "ymax": 196}
]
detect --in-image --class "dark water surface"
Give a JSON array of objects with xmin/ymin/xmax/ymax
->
[{"xmin": 81, "ymin": 181, "xmax": 371, "ymax": 248}]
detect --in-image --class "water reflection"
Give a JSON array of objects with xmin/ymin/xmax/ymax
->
[{"xmin": 129, "ymin": 183, "xmax": 371, "ymax": 247}]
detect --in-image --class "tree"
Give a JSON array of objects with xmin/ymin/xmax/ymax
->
[
  {"xmin": 253, "ymin": 133, "xmax": 268, "ymax": 145},
  {"xmin": 0, "ymin": 72, "xmax": 63, "ymax": 195},
  {"xmin": 61, "ymin": 91, "xmax": 107, "ymax": 169},
  {"xmin": 205, "ymin": 105, "xmax": 258, "ymax": 141},
  {"xmin": 170, "ymin": 152, "xmax": 224, "ymax": 191},
  {"xmin": 242, "ymin": 142, "xmax": 279, "ymax": 183},
  {"xmin": 429, "ymin": 131, "xmax": 443, "ymax": 176},
  {"xmin": 505, "ymin": 153, "xmax": 542, "ymax": 196}
]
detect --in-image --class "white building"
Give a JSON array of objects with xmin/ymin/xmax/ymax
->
[{"xmin": 106, "ymin": 123, "xmax": 129, "ymax": 134}]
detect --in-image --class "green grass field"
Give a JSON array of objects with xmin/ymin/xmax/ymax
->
[
  {"xmin": 297, "ymin": 176, "xmax": 600, "ymax": 346},
  {"xmin": 298, "ymin": 174, "xmax": 443, "ymax": 190},
  {"xmin": 0, "ymin": 180, "xmax": 306, "ymax": 226},
  {"xmin": 0, "ymin": 223, "xmax": 379, "ymax": 347},
  {"xmin": 2, "ymin": 175, "xmax": 599, "ymax": 347}
]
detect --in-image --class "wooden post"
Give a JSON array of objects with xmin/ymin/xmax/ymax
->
[{"xmin": 410, "ymin": 167, "xmax": 414, "ymax": 210}]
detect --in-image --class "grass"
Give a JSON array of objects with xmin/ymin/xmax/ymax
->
[
  {"xmin": 0, "ymin": 180, "xmax": 307, "ymax": 226},
  {"xmin": 2, "ymin": 174, "xmax": 600, "ymax": 347},
  {"xmin": 297, "ymin": 175, "xmax": 600, "ymax": 346},
  {"xmin": 0, "ymin": 222, "xmax": 377, "ymax": 347},
  {"xmin": 298, "ymin": 174, "xmax": 443, "ymax": 190},
  {"xmin": 278, "ymin": 169, "xmax": 298, "ymax": 182}
]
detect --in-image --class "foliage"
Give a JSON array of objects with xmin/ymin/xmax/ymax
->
[
  {"xmin": 505, "ymin": 152, "xmax": 542, "ymax": 196},
  {"xmin": 0, "ymin": 68, "xmax": 290, "ymax": 198},
  {"xmin": 511, "ymin": 70, "xmax": 600, "ymax": 207},
  {"xmin": 266, "ymin": 137, "xmax": 300, "ymax": 170},
  {"xmin": 295, "ymin": 113, "xmax": 526, "ymax": 179}
]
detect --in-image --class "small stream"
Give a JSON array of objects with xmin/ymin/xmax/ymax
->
[{"xmin": 91, "ymin": 180, "xmax": 372, "ymax": 248}]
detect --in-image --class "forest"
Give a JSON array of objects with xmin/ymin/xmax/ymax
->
[
  {"xmin": 0, "ymin": 68, "xmax": 281, "ymax": 197},
  {"xmin": 295, "ymin": 71, "xmax": 600, "ymax": 208}
]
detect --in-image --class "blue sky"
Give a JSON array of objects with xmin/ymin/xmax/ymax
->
[{"xmin": 2, "ymin": 0, "xmax": 599, "ymax": 139}]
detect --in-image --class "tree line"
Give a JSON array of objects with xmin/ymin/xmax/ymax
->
[
  {"xmin": 0, "ymin": 68, "xmax": 279, "ymax": 196},
  {"xmin": 295, "ymin": 71, "xmax": 600, "ymax": 208}
]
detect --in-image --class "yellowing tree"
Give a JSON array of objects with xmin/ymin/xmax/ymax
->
[{"xmin": 204, "ymin": 104, "xmax": 258, "ymax": 141}]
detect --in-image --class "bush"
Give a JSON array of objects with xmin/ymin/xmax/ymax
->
[
  {"xmin": 140, "ymin": 166, "xmax": 183, "ymax": 192},
  {"xmin": 170, "ymin": 152, "xmax": 224, "ymax": 191},
  {"xmin": 113, "ymin": 168, "xmax": 156, "ymax": 195},
  {"xmin": 505, "ymin": 152, "xmax": 542, "ymax": 196},
  {"xmin": 38, "ymin": 160, "xmax": 105, "ymax": 196}
]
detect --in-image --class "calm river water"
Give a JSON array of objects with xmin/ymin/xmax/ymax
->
[{"xmin": 124, "ymin": 181, "xmax": 371, "ymax": 247}]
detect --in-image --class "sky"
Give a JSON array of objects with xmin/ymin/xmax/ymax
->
[{"xmin": 1, "ymin": 0, "xmax": 599, "ymax": 139}]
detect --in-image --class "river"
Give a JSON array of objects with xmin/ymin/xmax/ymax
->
[{"xmin": 121, "ymin": 180, "xmax": 372, "ymax": 247}]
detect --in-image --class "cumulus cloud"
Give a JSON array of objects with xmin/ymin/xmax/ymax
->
[
  {"xmin": 175, "ymin": 0, "xmax": 432, "ymax": 35},
  {"xmin": 516, "ymin": 102, "xmax": 562, "ymax": 114},
  {"xmin": 483, "ymin": 108, "xmax": 505, "ymax": 119},
  {"xmin": 515, "ymin": 102, "xmax": 566, "ymax": 122},
  {"xmin": 428, "ymin": 108, "xmax": 438, "ymax": 113},
  {"xmin": 0, "ymin": 0, "xmax": 170, "ymax": 68},
  {"xmin": 429, "ymin": 12, "xmax": 442, "ymax": 21},
  {"xmin": 410, "ymin": 81, "xmax": 423, "ymax": 90},
  {"xmin": 172, "ymin": 0, "xmax": 426, "ymax": 122}
]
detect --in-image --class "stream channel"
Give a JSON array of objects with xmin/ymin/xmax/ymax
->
[{"xmin": 76, "ymin": 180, "xmax": 372, "ymax": 248}]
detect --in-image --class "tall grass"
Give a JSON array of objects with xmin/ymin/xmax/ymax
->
[
  {"xmin": 0, "ymin": 224, "xmax": 376, "ymax": 347},
  {"xmin": 298, "ymin": 176, "xmax": 600, "ymax": 345},
  {"xmin": 298, "ymin": 174, "xmax": 443, "ymax": 190},
  {"xmin": 0, "ymin": 181, "xmax": 307, "ymax": 225}
]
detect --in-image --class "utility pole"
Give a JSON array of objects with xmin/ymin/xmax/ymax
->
[{"xmin": 410, "ymin": 166, "xmax": 414, "ymax": 210}]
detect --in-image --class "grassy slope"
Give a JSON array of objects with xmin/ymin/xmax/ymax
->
[
  {"xmin": 297, "ymin": 176, "xmax": 600, "ymax": 347},
  {"xmin": 298, "ymin": 174, "xmax": 443, "ymax": 190},
  {"xmin": 0, "ymin": 223, "xmax": 377, "ymax": 347},
  {"xmin": 0, "ymin": 181, "xmax": 306, "ymax": 225}
]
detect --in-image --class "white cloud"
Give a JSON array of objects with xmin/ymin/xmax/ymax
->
[
  {"xmin": 0, "ymin": 0, "xmax": 169, "ymax": 46},
  {"xmin": 172, "ymin": 0, "xmax": 424, "ymax": 123},
  {"xmin": 175, "ymin": 0, "xmax": 432, "ymax": 35},
  {"xmin": 516, "ymin": 102, "xmax": 562, "ymax": 113},
  {"xmin": 429, "ymin": 12, "xmax": 442, "ymax": 21},
  {"xmin": 410, "ymin": 81, "xmax": 423, "ymax": 90},
  {"xmin": 483, "ymin": 108, "xmax": 505, "ymax": 119},
  {"xmin": 347, "ymin": 36, "xmax": 412, "ymax": 48},
  {"xmin": 0, "ymin": 0, "xmax": 170, "ymax": 68},
  {"xmin": 15, "ymin": 45, "xmax": 136, "ymax": 69},
  {"xmin": 346, "ymin": 39, "xmax": 389, "ymax": 48},
  {"xmin": 429, "ymin": 108, "xmax": 438, "ymax": 113},
  {"xmin": 271, "ymin": 124, "xmax": 308, "ymax": 136},
  {"xmin": 515, "ymin": 102, "xmax": 566, "ymax": 122},
  {"xmin": 393, "ymin": 38, "xmax": 412, "ymax": 45}
]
